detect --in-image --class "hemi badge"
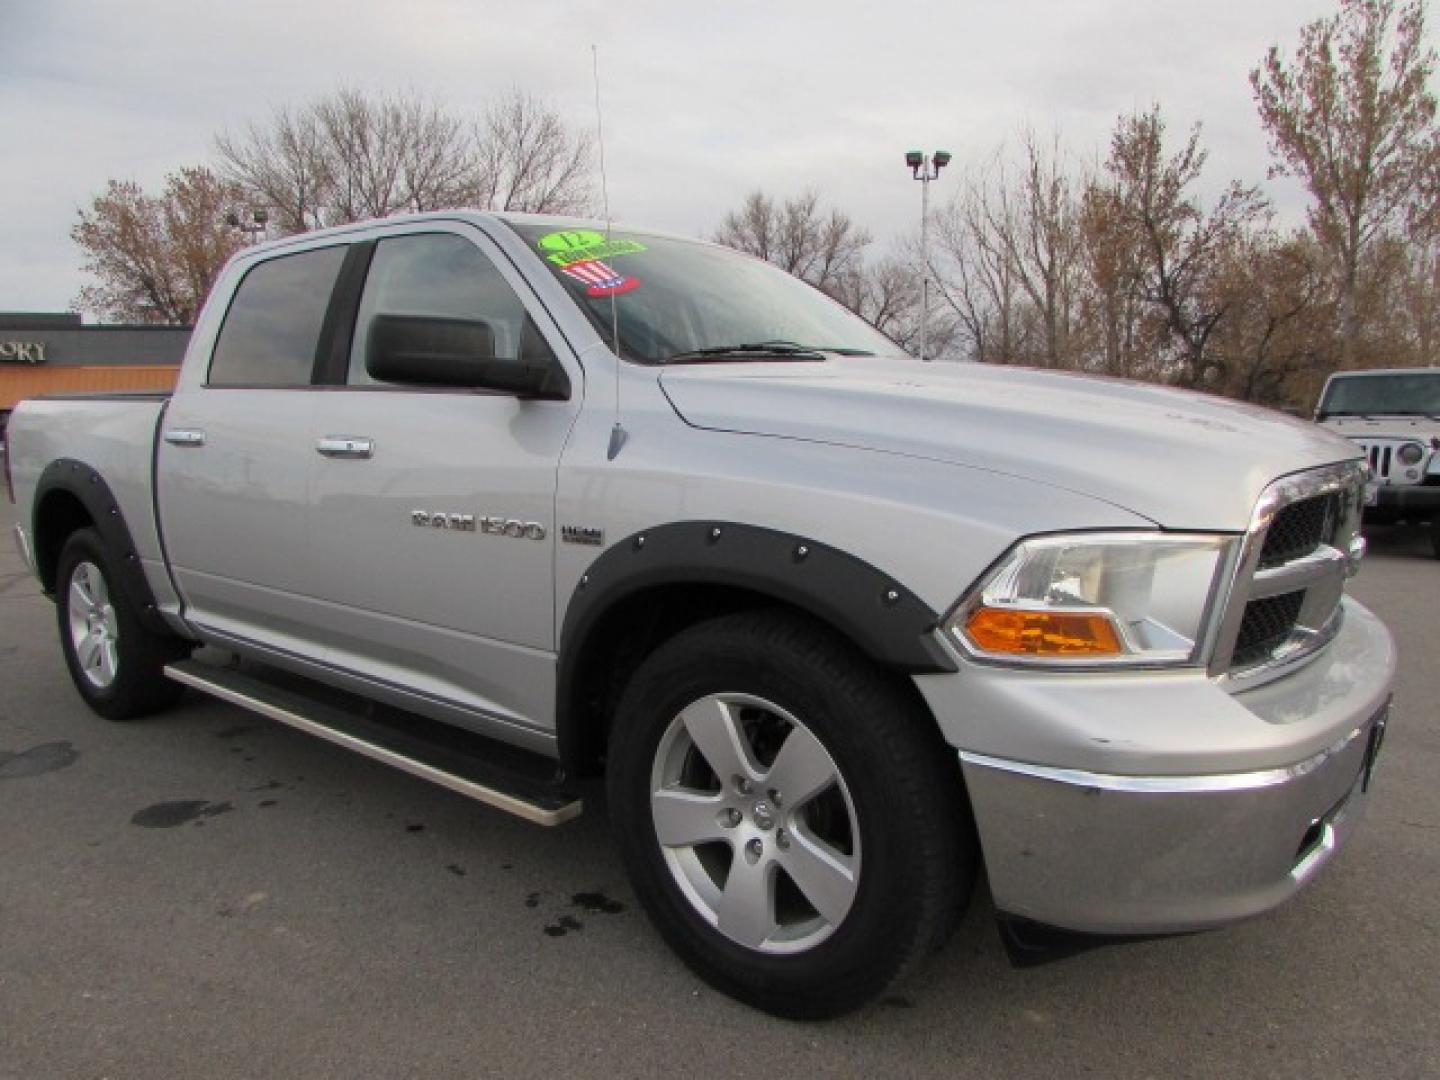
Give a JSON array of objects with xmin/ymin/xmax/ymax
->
[{"xmin": 562, "ymin": 525, "xmax": 604, "ymax": 546}]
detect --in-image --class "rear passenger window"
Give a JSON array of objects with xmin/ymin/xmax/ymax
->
[
  {"xmin": 348, "ymin": 233, "xmax": 555, "ymax": 386},
  {"xmin": 208, "ymin": 246, "xmax": 347, "ymax": 386}
]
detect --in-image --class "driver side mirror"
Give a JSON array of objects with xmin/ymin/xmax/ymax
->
[{"xmin": 365, "ymin": 314, "xmax": 569, "ymax": 399}]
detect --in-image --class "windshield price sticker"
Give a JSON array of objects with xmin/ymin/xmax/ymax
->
[
  {"xmin": 561, "ymin": 258, "xmax": 642, "ymax": 298},
  {"xmin": 538, "ymin": 229, "xmax": 646, "ymax": 267}
]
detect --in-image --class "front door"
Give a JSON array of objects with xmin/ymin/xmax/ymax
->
[{"xmin": 304, "ymin": 224, "xmax": 581, "ymax": 737}]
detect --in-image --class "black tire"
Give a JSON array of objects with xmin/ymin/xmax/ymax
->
[
  {"xmin": 55, "ymin": 527, "xmax": 188, "ymax": 721},
  {"xmin": 607, "ymin": 609, "xmax": 975, "ymax": 1019},
  {"xmin": 1430, "ymin": 517, "xmax": 1440, "ymax": 560}
]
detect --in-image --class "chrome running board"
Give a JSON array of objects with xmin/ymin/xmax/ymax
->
[{"xmin": 165, "ymin": 659, "xmax": 582, "ymax": 827}]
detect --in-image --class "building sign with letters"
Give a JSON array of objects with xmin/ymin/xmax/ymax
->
[{"xmin": 0, "ymin": 341, "xmax": 47, "ymax": 364}]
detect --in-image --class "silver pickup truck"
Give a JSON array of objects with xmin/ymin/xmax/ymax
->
[{"xmin": 4, "ymin": 212, "xmax": 1397, "ymax": 1018}]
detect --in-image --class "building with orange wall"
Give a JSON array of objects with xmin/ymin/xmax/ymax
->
[{"xmin": 1, "ymin": 313, "xmax": 188, "ymax": 436}]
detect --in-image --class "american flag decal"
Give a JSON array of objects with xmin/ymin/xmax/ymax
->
[{"xmin": 562, "ymin": 259, "xmax": 642, "ymax": 298}]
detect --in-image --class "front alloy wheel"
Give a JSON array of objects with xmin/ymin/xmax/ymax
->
[
  {"xmin": 651, "ymin": 692, "xmax": 860, "ymax": 954},
  {"xmin": 608, "ymin": 610, "xmax": 974, "ymax": 1019}
]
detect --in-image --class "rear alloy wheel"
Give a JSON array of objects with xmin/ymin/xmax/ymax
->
[
  {"xmin": 608, "ymin": 610, "xmax": 974, "ymax": 1019},
  {"xmin": 55, "ymin": 528, "xmax": 188, "ymax": 720},
  {"xmin": 67, "ymin": 559, "xmax": 121, "ymax": 690}
]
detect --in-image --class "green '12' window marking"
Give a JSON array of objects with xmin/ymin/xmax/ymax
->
[{"xmin": 537, "ymin": 229, "xmax": 646, "ymax": 267}]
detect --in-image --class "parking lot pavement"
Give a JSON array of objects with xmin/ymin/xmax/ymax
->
[{"xmin": 1, "ymin": 495, "xmax": 1437, "ymax": 1080}]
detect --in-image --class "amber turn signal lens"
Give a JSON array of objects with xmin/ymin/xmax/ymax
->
[{"xmin": 965, "ymin": 607, "xmax": 1123, "ymax": 657}]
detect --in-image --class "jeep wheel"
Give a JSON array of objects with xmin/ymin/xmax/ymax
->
[
  {"xmin": 607, "ymin": 610, "xmax": 974, "ymax": 1019},
  {"xmin": 56, "ymin": 528, "xmax": 188, "ymax": 720}
]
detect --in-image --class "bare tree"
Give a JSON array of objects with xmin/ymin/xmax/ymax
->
[
  {"xmin": 1102, "ymin": 107, "xmax": 1270, "ymax": 389},
  {"xmin": 928, "ymin": 136, "xmax": 1086, "ymax": 368},
  {"xmin": 217, "ymin": 88, "xmax": 592, "ymax": 232},
  {"xmin": 997, "ymin": 131, "xmax": 1084, "ymax": 367},
  {"xmin": 1212, "ymin": 230, "xmax": 1333, "ymax": 405},
  {"xmin": 1388, "ymin": 143, "xmax": 1440, "ymax": 363},
  {"xmin": 1251, "ymin": 0, "xmax": 1440, "ymax": 365},
  {"xmin": 830, "ymin": 256, "xmax": 912, "ymax": 340},
  {"xmin": 72, "ymin": 166, "xmax": 246, "ymax": 324},
  {"xmin": 711, "ymin": 190, "xmax": 952, "ymax": 353},
  {"xmin": 1075, "ymin": 181, "xmax": 1151, "ymax": 378},
  {"xmin": 1396, "ymin": 230, "xmax": 1440, "ymax": 359},
  {"xmin": 216, "ymin": 106, "xmax": 333, "ymax": 233},
  {"xmin": 933, "ymin": 167, "xmax": 1026, "ymax": 363},
  {"xmin": 471, "ymin": 90, "xmax": 595, "ymax": 214},
  {"xmin": 713, "ymin": 189, "xmax": 871, "ymax": 294},
  {"xmin": 310, "ymin": 89, "xmax": 472, "ymax": 219},
  {"xmin": 714, "ymin": 192, "xmax": 780, "ymax": 262},
  {"xmin": 831, "ymin": 247, "xmax": 957, "ymax": 356}
]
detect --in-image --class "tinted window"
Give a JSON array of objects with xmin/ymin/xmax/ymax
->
[
  {"xmin": 349, "ymin": 233, "xmax": 554, "ymax": 386},
  {"xmin": 209, "ymin": 246, "xmax": 347, "ymax": 386}
]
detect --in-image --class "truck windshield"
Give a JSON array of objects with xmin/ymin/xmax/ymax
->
[
  {"xmin": 1319, "ymin": 371, "xmax": 1440, "ymax": 417},
  {"xmin": 503, "ymin": 221, "xmax": 901, "ymax": 364}
]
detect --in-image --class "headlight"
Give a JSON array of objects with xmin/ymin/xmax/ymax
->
[
  {"xmin": 948, "ymin": 532, "xmax": 1234, "ymax": 668},
  {"xmin": 1396, "ymin": 442, "xmax": 1424, "ymax": 466}
]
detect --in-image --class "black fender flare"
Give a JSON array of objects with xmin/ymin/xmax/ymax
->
[
  {"xmin": 32, "ymin": 458, "xmax": 173, "ymax": 637},
  {"xmin": 555, "ymin": 521, "xmax": 958, "ymax": 769}
]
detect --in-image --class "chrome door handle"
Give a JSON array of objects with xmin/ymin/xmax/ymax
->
[
  {"xmin": 163, "ymin": 429, "xmax": 206, "ymax": 447},
  {"xmin": 316, "ymin": 436, "xmax": 374, "ymax": 459}
]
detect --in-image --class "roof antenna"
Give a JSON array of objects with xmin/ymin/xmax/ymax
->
[{"xmin": 594, "ymin": 44, "xmax": 628, "ymax": 461}]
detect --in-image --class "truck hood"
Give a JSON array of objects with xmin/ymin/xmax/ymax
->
[{"xmin": 659, "ymin": 360, "xmax": 1361, "ymax": 531}]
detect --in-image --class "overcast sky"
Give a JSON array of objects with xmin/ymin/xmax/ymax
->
[{"xmin": 2, "ymin": 0, "xmax": 1427, "ymax": 318}]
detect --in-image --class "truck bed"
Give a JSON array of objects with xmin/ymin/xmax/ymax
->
[{"xmin": 7, "ymin": 395, "xmax": 173, "ymax": 610}]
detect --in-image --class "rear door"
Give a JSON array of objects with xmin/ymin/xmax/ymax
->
[
  {"xmin": 156, "ymin": 242, "xmax": 349, "ymax": 655},
  {"xmin": 302, "ymin": 223, "xmax": 582, "ymax": 736}
]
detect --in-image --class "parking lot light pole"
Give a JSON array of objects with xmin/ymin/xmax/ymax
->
[
  {"xmin": 906, "ymin": 150, "xmax": 950, "ymax": 362},
  {"xmin": 226, "ymin": 207, "xmax": 269, "ymax": 246}
]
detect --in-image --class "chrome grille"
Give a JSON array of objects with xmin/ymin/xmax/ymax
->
[
  {"xmin": 1211, "ymin": 461, "xmax": 1365, "ymax": 685},
  {"xmin": 1231, "ymin": 591, "xmax": 1306, "ymax": 668},
  {"xmin": 1367, "ymin": 443, "xmax": 1393, "ymax": 480},
  {"xmin": 1257, "ymin": 492, "xmax": 1340, "ymax": 568}
]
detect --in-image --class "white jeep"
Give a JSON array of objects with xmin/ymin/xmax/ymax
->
[{"xmin": 1316, "ymin": 367, "xmax": 1440, "ymax": 558}]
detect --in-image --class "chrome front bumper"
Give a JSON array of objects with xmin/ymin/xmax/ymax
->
[
  {"xmin": 918, "ymin": 598, "xmax": 1396, "ymax": 934},
  {"xmin": 961, "ymin": 704, "xmax": 1385, "ymax": 932}
]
